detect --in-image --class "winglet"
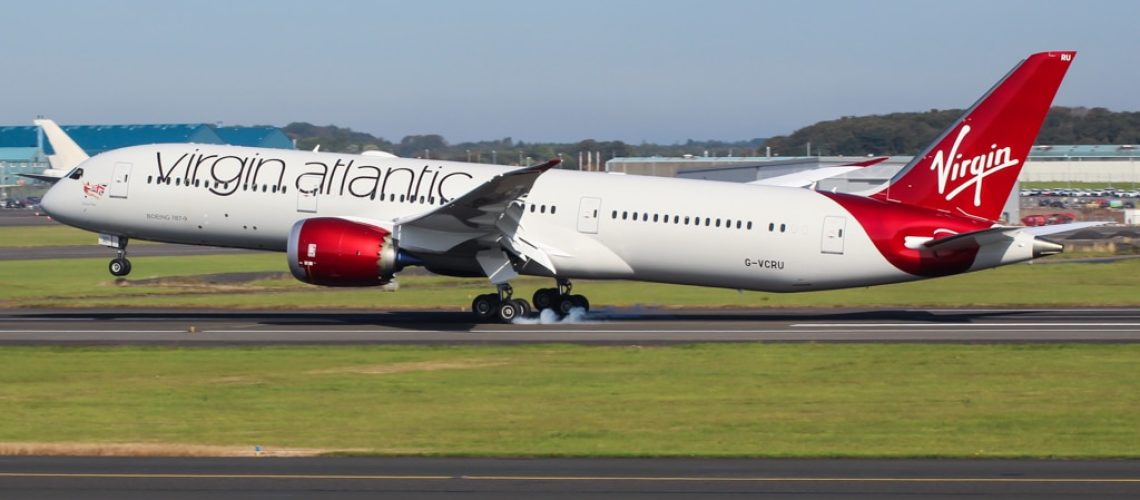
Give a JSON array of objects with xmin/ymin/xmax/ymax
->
[
  {"xmin": 527, "ymin": 158, "xmax": 561, "ymax": 172},
  {"xmin": 842, "ymin": 156, "xmax": 889, "ymax": 168}
]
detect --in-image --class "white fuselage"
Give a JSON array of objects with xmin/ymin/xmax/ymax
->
[{"xmin": 42, "ymin": 144, "xmax": 1031, "ymax": 292}]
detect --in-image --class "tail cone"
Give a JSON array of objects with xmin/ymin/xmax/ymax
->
[{"xmin": 1032, "ymin": 237, "xmax": 1064, "ymax": 258}]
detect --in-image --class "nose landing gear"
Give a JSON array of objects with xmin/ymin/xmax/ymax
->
[
  {"xmin": 108, "ymin": 256, "xmax": 132, "ymax": 276},
  {"xmin": 106, "ymin": 236, "xmax": 131, "ymax": 277}
]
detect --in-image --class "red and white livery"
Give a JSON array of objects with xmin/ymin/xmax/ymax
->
[{"xmin": 41, "ymin": 51, "xmax": 1090, "ymax": 322}]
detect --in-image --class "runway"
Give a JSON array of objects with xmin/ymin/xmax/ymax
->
[
  {"xmin": 0, "ymin": 456, "xmax": 1136, "ymax": 499},
  {"xmin": 0, "ymin": 307, "xmax": 1138, "ymax": 345}
]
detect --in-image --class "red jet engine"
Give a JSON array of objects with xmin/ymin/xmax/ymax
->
[{"xmin": 287, "ymin": 217, "xmax": 399, "ymax": 286}]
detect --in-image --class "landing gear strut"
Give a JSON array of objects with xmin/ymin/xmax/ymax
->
[
  {"xmin": 471, "ymin": 283, "xmax": 532, "ymax": 323},
  {"xmin": 533, "ymin": 278, "xmax": 589, "ymax": 315},
  {"xmin": 108, "ymin": 237, "xmax": 131, "ymax": 277}
]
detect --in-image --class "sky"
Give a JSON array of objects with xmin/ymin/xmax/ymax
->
[{"xmin": 3, "ymin": 0, "xmax": 1138, "ymax": 143}]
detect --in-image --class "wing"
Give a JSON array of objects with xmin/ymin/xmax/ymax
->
[
  {"xmin": 748, "ymin": 157, "xmax": 888, "ymax": 188},
  {"xmin": 394, "ymin": 159, "xmax": 562, "ymax": 280},
  {"xmin": 396, "ymin": 158, "xmax": 565, "ymax": 280}
]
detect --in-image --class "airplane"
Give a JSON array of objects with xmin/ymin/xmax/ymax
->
[
  {"xmin": 16, "ymin": 119, "xmax": 88, "ymax": 185},
  {"xmin": 40, "ymin": 51, "xmax": 1094, "ymax": 323}
]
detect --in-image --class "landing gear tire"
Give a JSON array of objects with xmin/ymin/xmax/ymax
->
[
  {"xmin": 571, "ymin": 294, "xmax": 589, "ymax": 312},
  {"xmin": 472, "ymin": 294, "xmax": 500, "ymax": 322},
  {"xmin": 498, "ymin": 299, "xmax": 525, "ymax": 323},
  {"xmin": 512, "ymin": 298, "xmax": 532, "ymax": 317},
  {"xmin": 109, "ymin": 258, "xmax": 132, "ymax": 277},
  {"xmin": 532, "ymin": 288, "xmax": 558, "ymax": 311},
  {"xmin": 556, "ymin": 294, "xmax": 590, "ymax": 315}
]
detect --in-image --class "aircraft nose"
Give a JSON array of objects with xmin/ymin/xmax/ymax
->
[{"xmin": 40, "ymin": 182, "xmax": 67, "ymax": 220}]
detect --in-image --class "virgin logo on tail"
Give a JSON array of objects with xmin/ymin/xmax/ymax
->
[{"xmin": 930, "ymin": 125, "xmax": 1019, "ymax": 207}]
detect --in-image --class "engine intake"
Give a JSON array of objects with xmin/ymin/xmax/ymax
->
[{"xmin": 287, "ymin": 217, "xmax": 400, "ymax": 286}]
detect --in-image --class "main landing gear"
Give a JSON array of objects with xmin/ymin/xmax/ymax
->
[
  {"xmin": 107, "ymin": 237, "xmax": 132, "ymax": 277},
  {"xmin": 471, "ymin": 278, "xmax": 590, "ymax": 323},
  {"xmin": 532, "ymin": 278, "xmax": 589, "ymax": 316}
]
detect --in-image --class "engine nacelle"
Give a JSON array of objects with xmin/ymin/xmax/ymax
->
[{"xmin": 287, "ymin": 217, "xmax": 399, "ymax": 287}]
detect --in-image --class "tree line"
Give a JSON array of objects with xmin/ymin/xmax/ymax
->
[
  {"xmin": 281, "ymin": 122, "xmax": 765, "ymax": 169},
  {"xmin": 282, "ymin": 106, "xmax": 1140, "ymax": 166},
  {"xmin": 760, "ymin": 107, "xmax": 1140, "ymax": 157}
]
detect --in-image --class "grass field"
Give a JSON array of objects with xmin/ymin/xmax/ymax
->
[
  {"xmin": 0, "ymin": 344, "xmax": 1134, "ymax": 458},
  {"xmin": 1, "ymin": 252, "xmax": 1138, "ymax": 309}
]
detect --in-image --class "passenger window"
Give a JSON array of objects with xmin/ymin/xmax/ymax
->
[
  {"xmin": 684, "ymin": 216, "xmax": 690, "ymax": 225},
  {"xmin": 716, "ymin": 219, "xmax": 721, "ymax": 227},
  {"xmin": 622, "ymin": 211, "xmax": 628, "ymax": 220},
  {"xmin": 769, "ymin": 223, "xmax": 775, "ymax": 231},
  {"xmin": 541, "ymin": 205, "xmax": 546, "ymax": 214},
  {"xmin": 531, "ymin": 204, "xmax": 536, "ymax": 213},
  {"xmin": 653, "ymin": 214, "xmax": 659, "ymax": 222},
  {"xmin": 642, "ymin": 213, "xmax": 648, "ymax": 222},
  {"xmin": 612, "ymin": 210, "xmax": 618, "ymax": 219},
  {"xmin": 780, "ymin": 224, "xmax": 786, "ymax": 232},
  {"xmin": 551, "ymin": 206, "xmax": 556, "ymax": 214}
]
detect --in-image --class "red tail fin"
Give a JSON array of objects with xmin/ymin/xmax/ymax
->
[{"xmin": 872, "ymin": 51, "xmax": 1075, "ymax": 221}]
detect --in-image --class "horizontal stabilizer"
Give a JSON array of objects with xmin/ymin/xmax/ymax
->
[
  {"xmin": 922, "ymin": 226, "xmax": 1014, "ymax": 253},
  {"xmin": 1021, "ymin": 221, "xmax": 1109, "ymax": 236}
]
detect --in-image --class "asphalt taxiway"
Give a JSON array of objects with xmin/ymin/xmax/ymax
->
[
  {"xmin": 1, "ymin": 456, "xmax": 1137, "ymax": 499},
  {"xmin": 0, "ymin": 307, "xmax": 1138, "ymax": 345}
]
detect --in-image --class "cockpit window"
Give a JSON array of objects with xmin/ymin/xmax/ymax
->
[{"xmin": 67, "ymin": 167, "xmax": 84, "ymax": 180}]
